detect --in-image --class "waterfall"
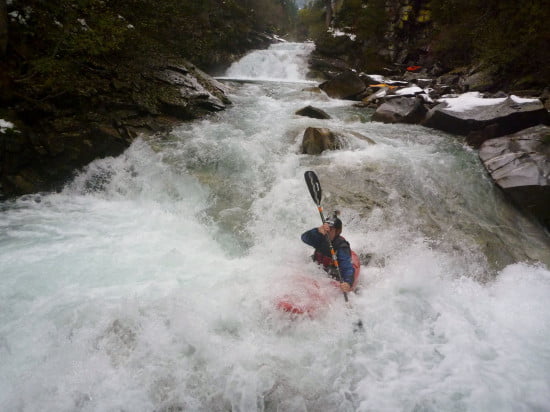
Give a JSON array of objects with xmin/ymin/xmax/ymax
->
[{"xmin": 222, "ymin": 41, "xmax": 316, "ymax": 82}]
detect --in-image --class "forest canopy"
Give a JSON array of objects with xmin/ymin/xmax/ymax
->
[{"xmin": 1, "ymin": 0, "xmax": 299, "ymax": 81}]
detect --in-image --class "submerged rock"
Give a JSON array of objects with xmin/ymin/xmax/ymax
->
[
  {"xmin": 295, "ymin": 105, "xmax": 331, "ymax": 119},
  {"xmin": 479, "ymin": 125, "xmax": 550, "ymax": 229}
]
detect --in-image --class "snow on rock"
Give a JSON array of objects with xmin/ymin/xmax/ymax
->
[
  {"xmin": 437, "ymin": 92, "xmax": 540, "ymax": 113},
  {"xmin": 0, "ymin": 120, "xmax": 15, "ymax": 133},
  {"xmin": 395, "ymin": 86, "xmax": 424, "ymax": 96}
]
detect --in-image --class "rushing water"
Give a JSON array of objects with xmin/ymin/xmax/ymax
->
[{"xmin": 1, "ymin": 42, "xmax": 550, "ymax": 412}]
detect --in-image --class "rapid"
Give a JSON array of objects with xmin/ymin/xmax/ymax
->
[{"xmin": 1, "ymin": 42, "xmax": 550, "ymax": 411}]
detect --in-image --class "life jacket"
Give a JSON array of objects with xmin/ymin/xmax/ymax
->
[{"xmin": 312, "ymin": 236, "xmax": 350, "ymax": 274}]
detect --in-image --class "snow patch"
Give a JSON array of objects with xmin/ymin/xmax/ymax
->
[
  {"xmin": 366, "ymin": 74, "xmax": 385, "ymax": 83},
  {"xmin": 0, "ymin": 119, "xmax": 15, "ymax": 133},
  {"xmin": 395, "ymin": 86, "xmax": 424, "ymax": 95},
  {"xmin": 329, "ymin": 28, "xmax": 356, "ymax": 41},
  {"xmin": 437, "ymin": 92, "xmax": 539, "ymax": 112}
]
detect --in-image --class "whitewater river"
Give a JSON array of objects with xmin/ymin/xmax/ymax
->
[{"xmin": 1, "ymin": 42, "xmax": 550, "ymax": 411}]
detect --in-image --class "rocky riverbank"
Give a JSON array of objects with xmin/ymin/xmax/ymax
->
[
  {"xmin": 0, "ymin": 34, "xmax": 276, "ymax": 199},
  {"xmin": 301, "ymin": 53, "xmax": 550, "ymax": 231}
]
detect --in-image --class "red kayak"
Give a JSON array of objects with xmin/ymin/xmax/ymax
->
[{"xmin": 276, "ymin": 251, "xmax": 361, "ymax": 316}]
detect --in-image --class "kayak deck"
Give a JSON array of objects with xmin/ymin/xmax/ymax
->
[{"xmin": 276, "ymin": 251, "xmax": 361, "ymax": 316}]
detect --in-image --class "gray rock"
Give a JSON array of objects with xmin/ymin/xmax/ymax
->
[
  {"xmin": 318, "ymin": 70, "xmax": 366, "ymax": 100},
  {"xmin": 479, "ymin": 125, "xmax": 550, "ymax": 228},
  {"xmin": 371, "ymin": 96, "xmax": 428, "ymax": 124}
]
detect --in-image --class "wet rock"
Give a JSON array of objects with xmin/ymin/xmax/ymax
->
[
  {"xmin": 295, "ymin": 106, "xmax": 331, "ymax": 119},
  {"xmin": 301, "ymin": 127, "xmax": 340, "ymax": 154},
  {"xmin": 479, "ymin": 125, "xmax": 550, "ymax": 229},
  {"xmin": 318, "ymin": 70, "xmax": 366, "ymax": 100},
  {"xmin": 371, "ymin": 96, "xmax": 428, "ymax": 124}
]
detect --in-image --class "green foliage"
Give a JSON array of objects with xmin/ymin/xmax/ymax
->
[
  {"xmin": 337, "ymin": 0, "xmax": 387, "ymax": 43},
  {"xmin": 298, "ymin": 0, "xmax": 386, "ymax": 43},
  {"xmin": 9, "ymin": 0, "xmax": 131, "ymax": 57},
  {"xmin": 298, "ymin": 5, "xmax": 326, "ymax": 39},
  {"xmin": 6, "ymin": 0, "xmax": 300, "ymax": 81},
  {"xmin": 298, "ymin": 0, "xmax": 389, "ymax": 70}
]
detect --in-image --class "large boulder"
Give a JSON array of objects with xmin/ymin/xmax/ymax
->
[
  {"xmin": 371, "ymin": 96, "xmax": 428, "ymax": 124},
  {"xmin": 423, "ymin": 92, "xmax": 549, "ymax": 146},
  {"xmin": 154, "ymin": 63, "xmax": 229, "ymax": 119},
  {"xmin": 319, "ymin": 70, "xmax": 366, "ymax": 100},
  {"xmin": 479, "ymin": 125, "xmax": 550, "ymax": 229},
  {"xmin": 301, "ymin": 127, "xmax": 340, "ymax": 155}
]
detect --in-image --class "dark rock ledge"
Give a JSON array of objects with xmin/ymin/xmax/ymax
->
[{"xmin": 0, "ymin": 56, "xmax": 231, "ymax": 198}]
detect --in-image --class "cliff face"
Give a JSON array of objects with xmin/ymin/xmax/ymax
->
[{"xmin": 380, "ymin": 0, "xmax": 433, "ymax": 67}]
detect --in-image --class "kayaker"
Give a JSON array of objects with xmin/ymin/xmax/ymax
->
[{"xmin": 301, "ymin": 214, "xmax": 354, "ymax": 293}]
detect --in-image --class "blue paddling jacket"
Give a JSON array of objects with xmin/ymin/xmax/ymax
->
[{"xmin": 301, "ymin": 228, "xmax": 354, "ymax": 286}]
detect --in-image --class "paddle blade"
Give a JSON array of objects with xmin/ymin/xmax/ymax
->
[{"xmin": 304, "ymin": 170, "xmax": 322, "ymax": 206}]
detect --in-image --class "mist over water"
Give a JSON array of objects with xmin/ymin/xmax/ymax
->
[{"xmin": 1, "ymin": 42, "xmax": 550, "ymax": 411}]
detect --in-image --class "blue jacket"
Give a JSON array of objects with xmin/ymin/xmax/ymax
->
[{"xmin": 301, "ymin": 228, "xmax": 354, "ymax": 286}]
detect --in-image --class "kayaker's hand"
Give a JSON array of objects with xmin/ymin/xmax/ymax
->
[
  {"xmin": 318, "ymin": 223, "xmax": 330, "ymax": 235},
  {"xmin": 340, "ymin": 282, "xmax": 351, "ymax": 293}
]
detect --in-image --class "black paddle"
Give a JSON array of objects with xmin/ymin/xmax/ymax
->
[{"xmin": 304, "ymin": 170, "xmax": 364, "ymax": 331}]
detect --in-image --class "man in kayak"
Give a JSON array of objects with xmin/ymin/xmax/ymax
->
[{"xmin": 301, "ymin": 214, "xmax": 354, "ymax": 293}]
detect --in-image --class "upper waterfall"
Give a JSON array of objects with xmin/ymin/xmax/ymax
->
[{"xmin": 221, "ymin": 41, "xmax": 316, "ymax": 83}]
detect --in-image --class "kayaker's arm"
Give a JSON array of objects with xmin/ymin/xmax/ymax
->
[{"xmin": 301, "ymin": 227, "xmax": 326, "ymax": 248}]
